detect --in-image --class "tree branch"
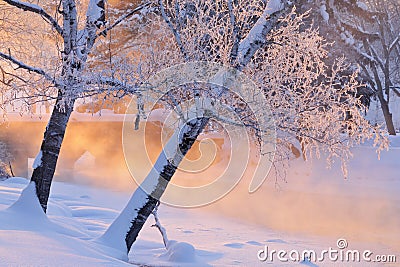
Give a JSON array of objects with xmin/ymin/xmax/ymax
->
[
  {"xmin": 2, "ymin": 0, "xmax": 63, "ymax": 35},
  {"xmin": 391, "ymin": 86, "xmax": 400, "ymax": 97},
  {"xmin": 158, "ymin": 0, "xmax": 188, "ymax": 61},
  {"xmin": 340, "ymin": 22, "xmax": 380, "ymax": 41},
  {"xmin": 84, "ymin": 76, "xmax": 141, "ymax": 95},
  {"xmin": 151, "ymin": 202, "xmax": 169, "ymax": 249},
  {"xmin": 228, "ymin": 0, "xmax": 240, "ymax": 63},
  {"xmin": 236, "ymin": 5, "xmax": 290, "ymax": 70},
  {"xmin": 97, "ymin": 2, "xmax": 152, "ymax": 38},
  {"xmin": 0, "ymin": 51, "xmax": 56, "ymax": 84},
  {"xmin": 326, "ymin": 0, "xmax": 381, "ymax": 23},
  {"xmin": 389, "ymin": 34, "xmax": 400, "ymax": 52}
]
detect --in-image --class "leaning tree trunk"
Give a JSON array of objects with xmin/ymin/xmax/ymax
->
[
  {"xmin": 30, "ymin": 92, "xmax": 75, "ymax": 212},
  {"xmin": 100, "ymin": 117, "xmax": 209, "ymax": 254}
]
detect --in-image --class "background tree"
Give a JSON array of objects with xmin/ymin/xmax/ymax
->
[
  {"xmin": 0, "ymin": 140, "xmax": 13, "ymax": 178},
  {"xmin": 297, "ymin": 0, "xmax": 400, "ymax": 135}
]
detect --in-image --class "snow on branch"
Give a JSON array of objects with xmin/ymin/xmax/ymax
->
[
  {"xmin": 227, "ymin": 0, "xmax": 240, "ymax": 63},
  {"xmin": 2, "ymin": 0, "xmax": 63, "ymax": 35},
  {"xmin": 236, "ymin": 2, "xmax": 290, "ymax": 69},
  {"xmin": 340, "ymin": 22, "xmax": 379, "ymax": 41},
  {"xmin": 389, "ymin": 35, "xmax": 400, "ymax": 52},
  {"xmin": 391, "ymin": 86, "xmax": 400, "ymax": 97},
  {"xmin": 151, "ymin": 202, "xmax": 169, "ymax": 249},
  {"xmin": 87, "ymin": 0, "xmax": 105, "ymax": 28},
  {"xmin": 158, "ymin": 0, "xmax": 188, "ymax": 60},
  {"xmin": 84, "ymin": 76, "xmax": 141, "ymax": 95},
  {"xmin": 97, "ymin": 2, "xmax": 152, "ymax": 38}
]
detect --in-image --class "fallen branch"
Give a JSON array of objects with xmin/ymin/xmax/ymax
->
[{"xmin": 151, "ymin": 201, "xmax": 169, "ymax": 249}]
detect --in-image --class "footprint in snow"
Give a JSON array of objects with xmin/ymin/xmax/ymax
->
[
  {"xmin": 246, "ymin": 241, "xmax": 263, "ymax": 246},
  {"xmin": 224, "ymin": 243, "xmax": 244, "ymax": 249},
  {"xmin": 266, "ymin": 238, "xmax": 287, "ymax": 244},
  {"xmin": 301, "ymin": 257, "xmax": 319, "ymax": 267}
]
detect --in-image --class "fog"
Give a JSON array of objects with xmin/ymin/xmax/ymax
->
[
  {"xmin": 2, "ymin": 118, "xmax": 399, "ymax": 253},
  {"xmin": 200, "ymin": 148, "xmax": 400, "ymax": 253}
]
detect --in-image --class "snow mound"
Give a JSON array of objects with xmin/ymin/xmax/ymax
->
[
  {"xmin": 164, "ymin": 241, "xmax": 196, "ymax": 262},
  {"xmin": 7, "ymin": 182, "xmax": 46, "ymax": 219},
  {"xmin": 389, "ymin": 135, "xmax": 400, "ymax": 147},
  {"xmin": 0, "ymin": 181, "xmax": 132, "ymax": 266},
  {"xmin": 156, "ymin": 240, "xmax": 211, "ymax": 266},
  {"xmin": 0, "ymin": 182, "xmax": 56, "ymax": 233}
]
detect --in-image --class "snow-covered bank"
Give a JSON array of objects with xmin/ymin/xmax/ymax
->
[
  {"xmin": 0, "ymin": 138, "xmax": 398, "ymax": 266},
  {"xmin": 1, "ymin": 177, "xmax": 397, "ymax": 266},
  {"xmin": 200, "ymin": 137, "xmax": 400, "ymax": 255}
]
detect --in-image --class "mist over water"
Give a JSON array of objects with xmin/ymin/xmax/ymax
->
[
  {"xmin": 202, "ymin": 156, "xmax": 400, "ymax": 252},
  {"xmin": 2, "ymin": 119, "xmax": 399, "ymax": 253}
]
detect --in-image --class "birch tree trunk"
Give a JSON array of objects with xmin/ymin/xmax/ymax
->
[
  {"xmin": 30, "ymin": 93, "xmax": 75, "ymax": 212},
  {"xmin": 0, "ymin": 0, "xmax": 147, "ymax": 212},
  {"xmin": 29, "ymin": 0, "xmax": 105, "ymax": 212},
  {"xmin": 100, "ymin": 117, "xmax": 209, "ymax": 253}
]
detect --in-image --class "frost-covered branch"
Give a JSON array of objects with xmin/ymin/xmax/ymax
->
[
  {"xmin": 84, "ymin": 76, "xmax": 142, "ymax": 95},
  {"xmin": 389, "ymin": 34, "xmax": 400, "ymax": 52},
  {"xmin": 391, "ymin": 86, "xmax": 400, "ymax": 97},
  {"xmin": 151, "ymin": 202, "xmax": 169, "ymax": 248},
  {"xmin": 227, "ymin": 0, "xmax": 240, "ymax": 63},
  {"xmin": 0, "ymin": 51, "xmax": 56, "ymax": 84},
  {"xmin": 158, "ymin": 0, "xmax": 188, "ymax": 60},
  {"xmin": 2, "ymin": 0, "xmax": 63, "ymax": 35},
  {"xmin": 97, "ymin": 2, "xmax": 152, "ymax": 38}
]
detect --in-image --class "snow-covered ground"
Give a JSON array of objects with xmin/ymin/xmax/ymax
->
[{"xmin": 0, "ymin": 138, "xmax": 399, "ymax": 266}]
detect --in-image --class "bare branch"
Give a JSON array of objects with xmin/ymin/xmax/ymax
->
[
  {"xmin": 0, "ymin": 65, "xmax": 28, "ymax": 84},
  {"xmin": 367, "ymin": 40, "xmax": 385, "ymax": 71},
  {"xmin": 2, "ymin": 0, "xmax": 63, "ymax": 35},
  {"xmin": 151, "ymin": 202, "xmax": 169, "ymax": 249}
]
